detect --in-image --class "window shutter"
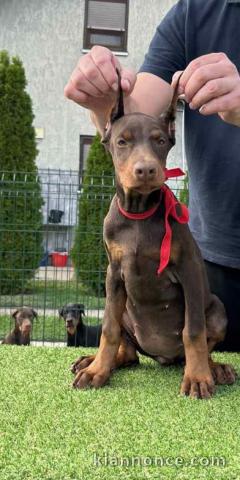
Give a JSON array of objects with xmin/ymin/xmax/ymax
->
[{"xmin": 88, "ymin": 1, "xmax": 126, "ymax": 30}]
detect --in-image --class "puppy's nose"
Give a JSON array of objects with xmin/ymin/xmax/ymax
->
[
  {"xmin": 134, "ymin": 162, "xmax": 157, "ymax": 181},
  {"xmin": 22, "ymin": 324, "xmax": 32, "ymax": 334}
]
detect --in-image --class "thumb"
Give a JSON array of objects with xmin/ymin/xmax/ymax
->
[
  {"xmin": 171, "ymin": 70, "xmax": 184, "ymax": 93},
  {"xmin": 111, "ymin": 56, "xmax": 136, "ymax": 94},
  {"xmin": 120, "ymin": 68, "xmax": 137, "ymax": 95}
]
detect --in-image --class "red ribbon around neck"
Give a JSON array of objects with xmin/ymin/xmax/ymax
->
[
  {"xmin": 117, "ymin": 167, "xmax": 189, "ymax": 274},
  {"xmin": 117, "ymin": 200, "xmax": 160, "ymax": 220}
]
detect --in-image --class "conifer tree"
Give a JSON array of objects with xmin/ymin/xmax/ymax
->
[
  {"xmin": 71, "ymin": 133, "xmax": 114, "ymax": 296},
  {"xmin": 0, "ymin": 51, "xmax": 43, "ymax": 293}
]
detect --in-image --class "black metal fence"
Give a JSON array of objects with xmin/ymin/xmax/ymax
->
[{"xmin": 0, "ymin": 169, "xmax": 188, "ymax": 345}]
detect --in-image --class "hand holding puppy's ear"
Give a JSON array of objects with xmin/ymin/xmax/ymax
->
[{"xmin": 171, "ymin": 54, "xmax": 240, "ymax": 126}]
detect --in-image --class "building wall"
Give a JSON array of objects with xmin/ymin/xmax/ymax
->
[{"xmin": 0, "ymin": 0, "xmax": 180, "ymax": 171}]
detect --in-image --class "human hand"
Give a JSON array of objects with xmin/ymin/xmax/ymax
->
[
  {"xmin": 172, "ymin": 53, "xmax": 240, "ymax": 127},
  {"xmin": 64, "ymin": 46, "xmax": 136, "ymax": 117}
]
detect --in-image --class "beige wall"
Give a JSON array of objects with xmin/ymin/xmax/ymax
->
[{"xmin": 0, "ymin": 0, "xmax": 179, "ymax": 170}]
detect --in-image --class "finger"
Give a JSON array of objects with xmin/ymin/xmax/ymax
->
[
  {"xmin": 171, "ymin": 71, "xmax": 184, "ymax": 94},
  {"xmin": 92, "ymin": 51, "xmax": 136, "ymax": 94},
  {"xmin": 199, "ymin": 91, "xmax": 238, "ymax": 116},
  {"xmin": 78, "ymin": 54, "xmax": 116, "ymax": 94},
  {"xmin": 74, "ymin": 67, "xmax": 104, "ymax": 97},
  {"xmin": 90, "ymin": 46, "xmax": 120, "ymax": 91},
  {"xmin": 189, "ymin": 77, "xmax": 236, "ymax": 110},
  {"xmin": 183, "ymin": 61, "xmax": 237, "ymax": 103},
  {"xmin": 64, "ymin": 80, "xmax": 90, "ymax": 105},
  {"xmin": 179, "ymin": 52, "xmax": 228, "ymax": 93},
  {"xmin": 121, "ymin": 68, "xmax": 137, "ymax": 94}
]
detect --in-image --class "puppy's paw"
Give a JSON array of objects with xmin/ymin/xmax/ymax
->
[
  {"xmin": 180, "ymin": 373, "xmax": 215, "ymax": 399},
  {"xmin": 211, "ymin": 362, "xmax": 237, "ymax": 385},
  {"xmin": 71, "ymin": 354, "xmax": 96, "ymax": 374},
  {"xmin": 73, "ymin": 364, "xmax": 111, "ymax": 389}
]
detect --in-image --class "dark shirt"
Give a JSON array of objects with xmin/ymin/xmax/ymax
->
[{"xmin": 139, "ymin": 0, "xmax": 240, "ymax": 268}]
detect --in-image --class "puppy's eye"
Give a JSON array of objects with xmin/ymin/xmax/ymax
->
[
  {"xmin": 117, "ymin": 138, "xmax": 127, "ymax": 146},
  {"xmin": 156, "ymin": 137, "xmax": 166, "ymax": 145}
]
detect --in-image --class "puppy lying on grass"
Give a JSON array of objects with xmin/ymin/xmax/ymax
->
[{"xmin": 59, "ymin": 303, "xmax": 102, "ymax": 347}]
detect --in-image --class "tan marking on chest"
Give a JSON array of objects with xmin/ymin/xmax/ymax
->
[
  {"xmin": 107, "ymin": 240, "xmax": 124, "ymax": 262},
  {"xmin": 170, "ymin": 240, "xmax": 181, "ymax": 264}
]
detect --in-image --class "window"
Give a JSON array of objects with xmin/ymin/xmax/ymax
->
[
  {"xmin": 79, "ymin": 135, "xmax": 94, "ymax": 180},
  {"xmin": 83, "ymin": 0, "xmax": 129, "ymax": 52}
]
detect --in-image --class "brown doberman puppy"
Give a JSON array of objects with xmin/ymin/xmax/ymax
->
[
  {"xmin": 1, "ymin": 307, "xmax": 37, "ymax": 345},
  {"xmin": 72, "ymin": 75, "xmax": 236, "ymax": 398}
]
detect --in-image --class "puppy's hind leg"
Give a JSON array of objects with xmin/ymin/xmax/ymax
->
[
  {"xmin": 207, "ymin": 295, "xmax": 237, "ymax": 385},
  {"xmin": 113, "ymin": 333, "xmax": 139, "ymax": 369}
]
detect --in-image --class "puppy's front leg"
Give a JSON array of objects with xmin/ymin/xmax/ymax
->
[
  {"xmin": 73, "ymin": 263, "xmax": 126, "ymax": 389},
  {"xmin": 176, "ymin": 259, "xmax": 215, "ymax": 399}
]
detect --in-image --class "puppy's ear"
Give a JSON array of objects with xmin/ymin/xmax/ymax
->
[
  {"xmin": 160, "ymin": 72, "xmax": 183, "ymax": 146},
  {"xmin": 110, "ymin": 68, "xmax": 124, "ymax": 123},
  {"xmin": 58, "ymin": 307, "xmax": 64, "ymax": 317},
  {"xmin": 79, "ymin": 304, "xmax": 85, "ymax": 316},
  {"xmin": 32, "ymin": 309, "xmax": 38, "ymax": 319},
  {"xmin": 101, "ymin": 124, "xmax": 111, "ymax": 149},
  {"xmin": 101, "ymin": 68, "xmax": 124, "ymax": 148},
  {"xmin": 75, "ymin": 304, "xmax": 85, "ymax": 316},
  {"xmin": 12, "ymin": 309, "xmax": 19, "ymax": 319}
]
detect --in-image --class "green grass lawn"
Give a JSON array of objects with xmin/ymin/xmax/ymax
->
[{"xmin": 0, "ymin": 346, "xmax": 240, "ymax": 480}]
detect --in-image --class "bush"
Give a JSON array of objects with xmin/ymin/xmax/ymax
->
[
  {"xmin": 71, "ymin": 133, "xmax": 114, "ymax": 296},
  {"xmin": 0, "ymin": 51, "xmax": 43, "ymax": 293},
  {"xmin": 179, "ymin": 171, "xmax": 189, "ymax": 205}
]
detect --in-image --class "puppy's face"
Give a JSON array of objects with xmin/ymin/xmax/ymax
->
[
  {"xmin": 106, "ymin": 113, "xmax": 174, "ymax": 195},
  {"xmin": 12, "ymin": 307, "xmax": 37, "ymax": 336},
  {"xmin": 59, "ymin": 304, "xmax": 85, "ymax": 335}
]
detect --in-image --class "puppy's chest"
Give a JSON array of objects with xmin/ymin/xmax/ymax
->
[
  {"xmin": 108, "ymin": 219, "xmax": 158, "ymax": 252},
  {"xmin": 105, "ymin": 218, "xmax": 178, "ymax": 278}
]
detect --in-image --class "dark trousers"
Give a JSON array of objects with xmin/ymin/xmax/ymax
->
[{"xmin": 204, "ymin": 260, "xmax": 240, "ymax": 352}]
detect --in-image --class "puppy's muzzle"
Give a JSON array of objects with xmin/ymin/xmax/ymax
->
[
  {"xmin": 20, "ymin": 320, "xmax": 32, "ymax": 335},
  {"xmin": 134, "ymin": 162, "xmax": 157, "ymax": 182}
]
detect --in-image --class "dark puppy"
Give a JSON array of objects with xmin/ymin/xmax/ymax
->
[
  {"xmin": 59, "ymin": 303, "xmax": 102, "ymax": 347},
  {"xmin": 2, "ymin": 307, "xmax": 37, "ymax": 345},
  {"xmin": 71, "ymin": 74, "xmax": 236, "ymax": 398}
]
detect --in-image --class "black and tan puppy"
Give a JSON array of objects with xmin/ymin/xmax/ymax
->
[
  {"xmin": 2, "ymin": 307, "xmax": 37, "ymax": 345},
  {"xmin": 59, "ymin": 303, "xmax": 102, "ymax": 347},
  {"xmin": 71, "ymin": 75, "xmax": 236, "ymax": 398}
]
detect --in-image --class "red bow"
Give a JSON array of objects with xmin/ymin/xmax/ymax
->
[
  {"xmin": 157, "ymin": 184, "xmax": 189, "ymax": 274},
  {"xmin": 164, "ymin": 167, "xmax": 185, "ymax": 179}
]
